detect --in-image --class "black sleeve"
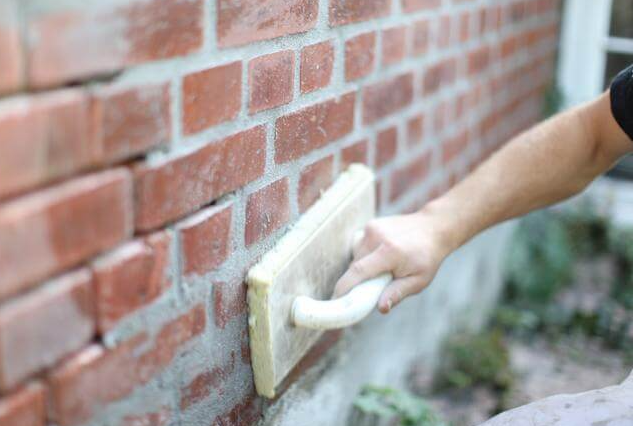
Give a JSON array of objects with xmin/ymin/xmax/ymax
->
[{"xmin": 610, "ymin": 64, "xmax": 633, "ymax": 141}]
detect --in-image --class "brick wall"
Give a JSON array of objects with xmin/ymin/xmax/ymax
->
[{"xmin": 0, "ymin": 0, "xmax": 560, "ymax": 425}]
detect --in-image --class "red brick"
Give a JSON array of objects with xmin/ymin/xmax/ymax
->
[
  {"xmin": 0, "ymin": 90, "xmax": 97, "ymax": 201},
  {"xmin": 210, "ymin": 392, "xmax": 262, "ymax": 426},
  {"xmin": 0, "ymin": 169, "xmax": 133, "ymax": 301},
  {"xmin": 249, "ymin": 51, "xmax": 294, "ymax": 113},
  {"xmin": 211, "ymin": 391, "xmax": 264, "ymax": 426},
  {"xmin": 407, "ymin": 114, "xmax": 424, "ymax": 146},
  {"xmin": 442, "ymin": 130, "xmax": 469, "ymax": 165},
  {"xmin": 298, "ymin": 156, "xmax": 334, "ymax": 212},
  {"xmin": 134, "ymin": 126, "xmax": 265, "ymax": 231},
  {"xmin": 91, "ymin": 82, "xmax": 171, "ymax": 164},
  {"xmin": 0, "ymin": 382, "xmax": 46, "ymax": 426},
  {"xmin": 245, "ymin": 179, "xmax": 290, "ymax": 246},
  {"xmin": 411, "ymin": 20, "xmax": 430, "ymax": 56},
  {"xmin": 300, "ymin": 41, "xmax": 334, "ymax": 94},
  {"xmin": 0, "ymin": 269, "xmax": 95, "ymax": 392},
  {"xmin": 121, "ymin": 407, "xmax": 171, "ymax": 426},
  {"xmin": 381, "ymin": 26, "xmax": 406, "ymax": 66},
  {"xmin": 182, "ymin": 62, "xmax": 242, "ymax": 135},
  {"xmin": 433, "ymin": 101, "xmax": 450, "ymax": 134},
  {"xmin": 458, "ymin": 11, "xmax": 472, "ymax": 43},
  {"xmin": 362, "ymin": 73, "xmax": 413, "ymax": 124},
  {"xmin": 48, "ymin": 305, "xmax": 205, "ymax": 426},
  {"xmin": 213, "ymin": 281, "xmax": 247, "ymax": 330},
  {"xmin": 217, "ymin": 0, "xmax": 318, "ymax": 47},
  {"xmin": 376, "ymin": 127, "xmax": 398, "ymax": 168},
  {"xmin": 341, "ymin": 140, "xmax": 369, "ymax": 168},
  {"xmin": 329, "ymin": 0, "xmax": 391, "ymax": 26},
  {"xmin": 0, "ymin": 2, "xmax": 23, "ymax": 94},
  {"xmin": 509, "ymin": 1, "xmax": 527, "ymax": 23},
  {"xmin": 180, "ymin": 351, "xmax": 237, "ymax": 410},
  {"xmin": 345, "ymin": 32, "xmax": 376, "ymax": 81},
  {"xmin": 390, "ymin": 152, "xmax": 432, "ymax": 201},
  {"xmin": 92, "ymin": 235, "xmax": 172, "ymax": 334},
  {"xmin": 27, "ymin": 0, "xmax": 204, "ymax": 88},
  {"xmin": 177, "ymin": 203, "xmax": 232, "ymax": 276},
  {"xmin": 401, "ymin": 0, "xmax": 441, "ymax": 12},
  {"xmin": 422, "ymin": 58, "xmax": 457, "ymax": 95},
  {"xmin": 468, "ymin": 46, "xmax": 491, "ymax": 75},
  {"xmin": 437, "ymin": 15, "xmax": 451, "ymax": 48},
  {"xmin": 275, "ymin": 94, "xmax": 355, "ymax": 163}
]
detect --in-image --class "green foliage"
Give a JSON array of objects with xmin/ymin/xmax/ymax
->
[
  {"xmin": 542, "ymin": 84, "xmax": 564, "ymax": 118},
  {"xmin": 433, "ymin": 330, "xmax": 513, "ymax": 392},
  {"xmin": 500, "ymin": 205, "xmax": 633, "ymax": 351},
  {"xmin": 607, "ymin": 226, "xmax": 633, "ymax": 309},
  {"xmin": 353, "ymin": 385, "xmax": 447, "ymax": 426},
  {"xmin": 505, "ymin": 210, "xmax": 574, "ymax": 304}
]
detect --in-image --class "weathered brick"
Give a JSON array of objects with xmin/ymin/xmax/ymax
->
[
  {"xmin": 134, "ymin": 126, "xmax": 265, "ymax": 231},
  {"xmin": 468, "ymin": 45, "xmax": 491, "ymax": 75},
  {"xmin": 330, "ymin": 0, "xmax": 391, "ymax": 26},
  {"xmin": 177, "ymin": 203, "xmax": 232, "ymax": 276},
  {"xmin": 249, "ymin": 51, "xmax": 294, "ymax": 113},
  {"xmin": 91, "ymin": 82, "xmax": 171, "ymax": 164},
  {"xmin": 275, "ymin": 94, "xmax": 355, "ymax": 163},
  {"xmin": 345, "ymin": 32, "xmax": 376, "ymax": 81},
  {"xmin": 0, "ymin": 90, "xmax": 96, "ymax": 200},
  {"xmin": 407, "ymin": 114, "xmax": 424, "ymax": 146},
  {"xmin": 213, "ymin": 281, "xmax": 247, "ymax": 330},
  {"xmin": 92, "ymin": 234, "xmax": 172, "ymax": 334},
  {"xmin": 341, "ymin": 140, "xmax": 369, "ymax": 168},
  {"xmin": 376, "ymin": 127, "xmax": 398, "ymax": 168},
  {"xmin": 0, "ymin": 269, "xmax": 95, "ymax": 392},
  {"xmin": 210, "ymin": 391, "xmax": 263, "ymax": 426},
  {"xmin": 181, "ymin": 358, "xmax": 234, "ymax": 411},
  {"xmin": 442, "ymin": 130, "xmax": 469, "ymax": 164},
  {"xmin": 401, "ymin": 0, "xmax": 441, "ymax": 12},
  {"xmin": 0, "ymin": 169, "xmax": 133, "ymax": 301},
  {"xmin": 27, "ymin": 0, "xmax": 204, "ymax": 88},
  {"xmin": 411, "ymin": 19, "xmax": 430, "ymax": 56},
  {"xmin": 433, "ymin": 101, "xmax": 450, "ymax": 134},
  {"xmin": 437, "ymin": 15, "xmax": 452, "ymax": 48},
  {"xmin": 0, "ymin": 382, "xmax": 45, "ymax": 426},
  {"xmin": 300, "ymin": 41, "xmax": 334, "ymax": 94},
  {"xmin": 298, "ymin": 156, "xmax": 334, "ymax": 212},
  {"xmin": 422, "ymin": 58, "xmax": 457, "ymax": 95},
  {"xmin": 121, "ymin": 407, "xmax": 171, "ymax": 426},
  {"xmin": 217, "ymin": 0, "xmax": 318, "ymax": 47},
  {"xmin": 390, "ymin": 152, "xmax": 432, "ymax": 201},
  {"xmin": 48, "ymin": 305, "xmax": 206, "ymax": 426},
  {"xmin": 0, "ymin": 1, "xmax": 23, "ymax": 94},
  {"xmin": 245, "ymin": 179, "xmax": 289, "ymax": 246},
  {"xmin": 381, "ymin": 26, "xmax": 407, "ymax": 66},
  {"xmin": 362, "ymin": 73, "xmax": 413, "ymax": 124},
  {"xmin": 458, "ymin": 11, "xmax": 472, "ymax": 43},
  {"xmin": 182, "ymin": 62, "xmax": 242, "ymax": 135}
]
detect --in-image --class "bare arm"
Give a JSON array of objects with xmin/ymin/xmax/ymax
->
[{"xmin": 334, "ymin": 92, "xmax": 633, "ymax": 313}]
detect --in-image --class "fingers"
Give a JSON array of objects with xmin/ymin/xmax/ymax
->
[
  {"xmin": 334, "ymin": 245, "xmax": 395, "ymax": 297},
  {"xmin": 377, "ymin": 275, "xmax": 426, "ymax": 314},
  {"xmin": 351, "ymin": 229, "xmax": 376, "ymax": 260}
]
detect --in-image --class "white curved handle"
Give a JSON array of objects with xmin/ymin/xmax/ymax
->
[{"xmin": 291, "ymin": 273, "xmax": 393, "ymax": 330}]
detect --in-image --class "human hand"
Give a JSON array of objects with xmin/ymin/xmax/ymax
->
[{"xmin": 333, "ymin": 211, "xmax": 452, "ymax": 314}]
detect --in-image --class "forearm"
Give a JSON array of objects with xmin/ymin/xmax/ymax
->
[{"xmin": 423, "ymin": 92, "xmax": 632, "ymax": 253}]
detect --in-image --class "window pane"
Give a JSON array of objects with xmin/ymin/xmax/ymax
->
[
  {"xmin": 604, "ymin": 52, "xmax": 633, "ymax": 89},
  {"xmin": 609, "ymin": 0, "xmax": 633, "ymax": 38}
]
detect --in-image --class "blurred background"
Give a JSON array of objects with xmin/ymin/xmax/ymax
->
[{"xmin": 352, "ymin": 1, "xmax": 633, "ymax": 425}]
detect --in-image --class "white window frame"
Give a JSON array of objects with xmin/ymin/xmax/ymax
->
[{"xmin": 558, "ymin": 0, "xmax": 633, "ymax": 110}]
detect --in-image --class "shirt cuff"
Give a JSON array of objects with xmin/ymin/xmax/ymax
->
[{"xmin": 610, "ymin": 64, "xmax": 633, "ymax": 141}]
